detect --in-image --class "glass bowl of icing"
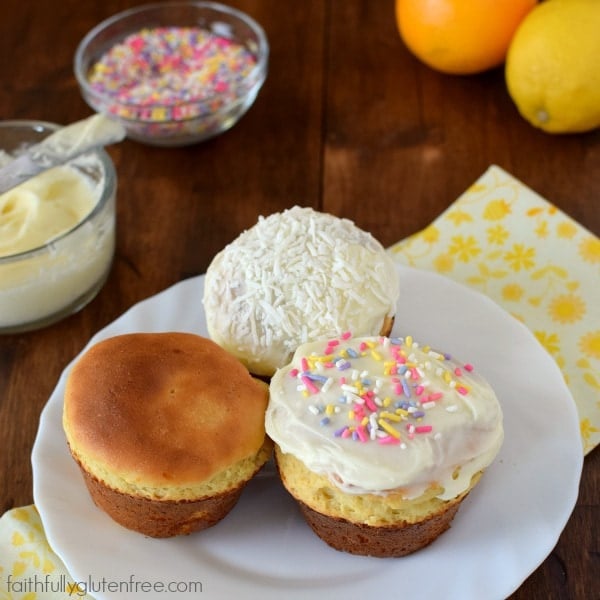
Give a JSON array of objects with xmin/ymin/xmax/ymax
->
[
  {"xmin": 74, "ymin": 1, "xmax": 269, "ymax": 146},
  {"xmin": 0, "ymin": 120, "xmax": 117, "ymax": 333}
]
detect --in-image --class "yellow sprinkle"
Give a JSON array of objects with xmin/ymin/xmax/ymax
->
[
  {"xmin": 366, "ymin": 340, "xmax": 376, "ymax": 348},
  {"xmin": 348, "ymin": 410, "xmax": 355, "ymax": 420},
  {"xmin": 383, "ymin": 397, "xmax": 392, "ymax": 407},
  {"xmin": 406, "ymin": 335, "xmax": 413, "ymax": 347},
  {"xmin": 444, "ymin": 371, "xmax": 452, "ymax": 383},
  {"xmin": 326, "ymin": 404, "xmax": 334, "ymax": 416},
  {"xmin": 339, "ymin": 349, "xmax": 348, "ymax": 358},
  {"xmin": 151, "ymin": 107, "xmax": 168, "ymax": 121},
  {"xmin": 395, "ymin": 408, "xmax": 410, "ymax": 417},
  {"xmin": 371, "ymin": 350, "xmax": 382, "ymax": 361},
  {"xmin": 378, "ymin": 419, "xmax": 401, "ymax": 439},
  {"xmin": 380, "ymin": 411, "xmax": 402, "ymax": 422},
  {"xmin": 361, "ymin": 417, "xmax": 369, "ymax": 426}
]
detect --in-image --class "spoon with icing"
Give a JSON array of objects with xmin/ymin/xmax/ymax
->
[{"xmin": 0, "ymin": 114, "xmax": 126, "ymax": 195}]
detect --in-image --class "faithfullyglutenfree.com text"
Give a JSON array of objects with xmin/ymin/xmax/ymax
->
[{"xmin": 4, "ymin": 573, "xmax": 203, "ymax": 596}]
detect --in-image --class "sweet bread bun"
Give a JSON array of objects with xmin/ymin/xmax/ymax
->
[
  {"xmin": 63, "ymin": 332, "xmax": 272, "ymax": 538},
  {"xmin": 203, "ymin": 206, "xmax": 399, "ymax": 377},
  {"xmin": 266, "ymin": 334, "xmax": 503, "ymax": 557}
]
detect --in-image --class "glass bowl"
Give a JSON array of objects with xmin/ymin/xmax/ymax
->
[
  {"xmin": 0, "ymin": 120, "xmax": 116, "ymax": 334},
  {"xmin": 74, "ymin": 1, "xmax": 269, "ymax": 147}
]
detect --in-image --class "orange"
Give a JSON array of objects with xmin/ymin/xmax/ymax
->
[{"xmin": 395, "ymin": 0, "xmax": 538, "ymax": 75}]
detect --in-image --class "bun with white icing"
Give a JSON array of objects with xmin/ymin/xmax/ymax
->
[
  {"xmin": 266, "ymin": 334, "xmax": 503, "ymax": 557},
  {"xmin": 203, "ymin": 207, "xmax": 399, "ymax": 377}
]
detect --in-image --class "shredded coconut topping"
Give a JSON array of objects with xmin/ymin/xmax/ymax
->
[{"xmin": 203, "ymin": 207, "xmax": 400, "ymax": 375}]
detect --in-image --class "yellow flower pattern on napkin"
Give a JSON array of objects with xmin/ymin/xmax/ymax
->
[
  {"xmin": 390, "ymin": 165, "xmax": 599, "ymax": 454},
  {"xmin": 0, "ymin": 505, "xmax": 91, "ymax": 600},
  {"xmin": 0, "ymin": 507, "xmax": 92, "ymax": 598}
]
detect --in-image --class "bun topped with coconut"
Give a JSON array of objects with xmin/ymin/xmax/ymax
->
[{"xmin": 203, "ymin": 207, "xmax": 400, "ymax": 377}]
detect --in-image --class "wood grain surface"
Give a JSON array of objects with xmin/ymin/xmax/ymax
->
[{"xmin": 0, "ymin": 1, "xmax": 598, "ymax": 598}]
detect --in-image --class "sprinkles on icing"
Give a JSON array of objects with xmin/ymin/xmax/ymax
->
[
  {"xmin": 291, "ymin": 334, "xmax": 475, "ymax": 446},
  {"xmin": 87, "ymin": 26, "xmax": 258, "ymax": 123}
]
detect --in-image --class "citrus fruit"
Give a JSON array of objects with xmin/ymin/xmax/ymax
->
[
  {"xmin": 395, "ymin": 0, "xmax": 537, "ymax": 75},
  {"xmin": 505, "ymin": 0, "xmax": 600, "ymax": 133}
]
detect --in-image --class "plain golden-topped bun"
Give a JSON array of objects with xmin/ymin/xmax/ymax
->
[{"xmin": 63, "ymin": 332, "xmax": 272, "ymax": 538}]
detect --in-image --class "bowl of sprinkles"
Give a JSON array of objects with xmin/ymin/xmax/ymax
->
[{"xmin": 74, "ymin": 2, "xmax": 268, "ymax": 146}]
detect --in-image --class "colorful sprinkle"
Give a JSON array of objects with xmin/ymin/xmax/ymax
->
[
  {"xmin": 290, "ymin": 334, "xmax": 477, "ymax": 448},
  {"xmin": 87, "ymin": 26, "xmax": 258, "ymax": 124},
  {"xmin": 301, "ymin": 376, "xmax": 319, "ymax": 395}
]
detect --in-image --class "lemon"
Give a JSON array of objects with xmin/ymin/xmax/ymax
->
[{"xmin": 505, "ymin": 0, "xmax": 600, "ymax": 133}]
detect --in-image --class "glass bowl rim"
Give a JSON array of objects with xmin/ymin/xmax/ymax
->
[
  {"xmin": 0, "ymin": 119, "xmax": 117, "ymax": 264},
  {"xmin": 73, "ymin": 0, "xmax": 270, "ymax": 115}
]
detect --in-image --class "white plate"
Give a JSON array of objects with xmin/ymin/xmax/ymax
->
[{"xmin": 32, "ymin": 265, "xmax": 583, "ymax": 600}]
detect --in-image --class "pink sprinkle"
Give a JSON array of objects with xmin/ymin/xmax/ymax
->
[
  {"xmin": 324, "ymin": 362, "xmax": 335, "ymax": 368},
  {"xmin": 464, "ymin": 363, "xmax": 474, "ymax": 372},
  {"xmin": 341, "ymin": 428, "xmax": 352, "ymax": 438},
  {"xmin": 289, "ymin": 368, "xmax": 299, "ymax": 378},
  {"xmin": 428, "ymin": 392, "xmax": 443, "ymax": 401},
  {"xmin": 359, "ymin": 342, "xmax": 368, "ymax": 352},
  {"xmin": 356, "ymin": 425, "xmax": 368, "ymax": 442},
  {"xmin": 328, "ymin": 339, "xmax": 340, "ymax": 347},
  {"xmin": 324, "ymin": 346, "xmax": 335, "ymax": 355},
  {"xmin": 454, "ymin": 367, "xmax": 463, "ymax": 376},
  {"xmin": 394, "ymin": 383, "xmax": 403, "ymax": 395},
  {"xmin": 410, "ymin": 367, "xmax": 420, "ymax": 380},
  {"xmin": 129, "ymin": 36, "xmax": 145, "ymax": 53},
  {"xmin": 341, "ymin": 331, "xmax": 352, "ymax": 340},
  {"xmin": 365, "ymin": 396, "xmax": 378, "ymax": 412},
  {"xmin": 301, "ymin": 376, "xmax": 319, "ymax": 394},
  {"xmin": 301, "ymin": 357, "xmax": 309, "ymax": 372},
  {"xmin": 415, "ymin": 425, "xmax": 433, "ymax": 434},
  {"xmin": 378, "ymin": 435, "xmax": 400, "ymax": 445},
  {"xmin": 415, "ymin": 385, "xmax": 425, "ymax": 396},
  {"xmin": 340, "ymin": 376, "xmax": 346, "ymax": 385},
  {"xmin": 457, "ymin": 386, "xmax": 469, "ymax": 395},
  {"xmin": 353, "ymin": 406, "xmax": 365, "ymax": 419}
]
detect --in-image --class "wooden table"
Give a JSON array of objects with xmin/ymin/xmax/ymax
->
[{"xmin": 1, "ymin": 1, "xmax": 598, "ymax": 598}]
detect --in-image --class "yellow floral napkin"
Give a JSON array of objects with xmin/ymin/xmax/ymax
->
[
  {"xmin": 1, "ymin": 164, "xmax": 598, "ymax": 599},
  {"xmin": 0, "ymin": 506, "xmax": 93, "ymax": 599},
  {"xmin": 390, "ymin": 164, "xmax": 599, "ymax": 455}
]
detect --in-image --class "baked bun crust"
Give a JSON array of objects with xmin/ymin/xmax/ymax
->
[
  {"xmin": 275, "ymin": 446, "xmax": 478, "ymax": 557},
  {"xmin": 203, "ymin": 206, "xmax": 400, "ymax": 376},
  {"xmin": 63, "ymin": 332, "xmax": 272, "ymax": 537}
]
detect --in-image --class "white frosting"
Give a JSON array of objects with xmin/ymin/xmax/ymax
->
[
  {"xmin": 0, "ymin": 156, "xmax": 114, "ymax": 330},
  {"xmin": 266, "ymin": 335, "xmax": 504, "ymax": 500},
  {"xmin": 0, "ymin": 165, "xmax": 96, "ymax": 257},
  {"xmin": 203, "ymin": 207, "xmax": 400, "ymax": 375}
]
